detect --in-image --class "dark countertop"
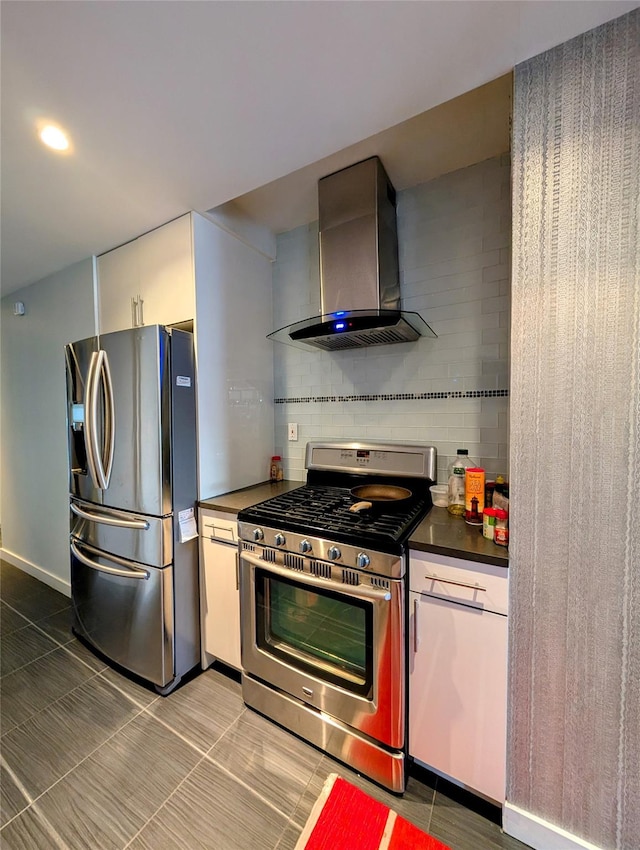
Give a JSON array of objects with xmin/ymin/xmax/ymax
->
[
  {"xmin": 199, "ymin": 479, "xmax": 303, "ymax": 514},
  {"xmin": 199, "ymin": 480, "xmax": 508, "ymax": 567},
  {"xmin": 409, "ymin": 506, "xmax": 508, "ymax": 568}
]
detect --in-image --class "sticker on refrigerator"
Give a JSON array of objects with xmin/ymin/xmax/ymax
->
[
  {"xmin": 178, "ymin": 507, "xmax": 198, "ymax": 542},
  {"xmin": 176, "ymin": 375, "xmax": 192, "ymax": 388}
]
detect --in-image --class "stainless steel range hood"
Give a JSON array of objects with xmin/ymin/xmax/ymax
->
[{"xmin": 268, "ymin": 157, "xmax": 436, "ymax": 351}]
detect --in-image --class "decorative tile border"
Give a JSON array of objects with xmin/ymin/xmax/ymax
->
[{"xmin": 274, "ymin": 389, "xmax": 509, "ymax": 404}]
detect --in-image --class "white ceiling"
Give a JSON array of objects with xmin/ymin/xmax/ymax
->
[
  {"xmin": 228, "ymin": 73, "xmax": 513, "ymax": 235},
  {"xmin": 2, "ymin": 0, "xmax": 637, "ymax": 296}
]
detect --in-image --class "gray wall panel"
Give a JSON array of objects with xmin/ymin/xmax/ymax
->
[{"xmin": 509, "ymin": 9, "xmax": 639, "ymax": 849}]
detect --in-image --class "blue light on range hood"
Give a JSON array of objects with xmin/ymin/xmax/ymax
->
[{"xmin": 267, "ymin": 309, "xmax": 437, "ymax": 352}]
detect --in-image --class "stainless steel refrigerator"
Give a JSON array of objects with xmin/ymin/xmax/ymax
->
[{"xmin": 65, "ymin": 324, "xmax": 200, "ymax": 694}]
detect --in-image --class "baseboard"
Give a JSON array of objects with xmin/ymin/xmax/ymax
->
[
  {"xmin": 503, "ymin": 801, "xmax": 605, "ymax": 850},
  {"xmin": 0, "ymin": 548, "xmax": 71, "ymax": 597}
]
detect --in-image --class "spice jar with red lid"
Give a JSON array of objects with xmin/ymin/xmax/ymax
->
[
  {"xmin": 494, "ymin": 509, "xmax": 509, "ymax": 547},
  {"xmin": 269, "ymin": 455, "xmax": 284, "ymax": 482}
]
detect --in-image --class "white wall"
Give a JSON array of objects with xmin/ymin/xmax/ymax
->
[
  {"xmin": 0, "ymin": 259, "xmax": 96, "ymax": 593},
  {"xmin": 193, "ymin": 214, "xmax": 275, "ymax": 497},
  {"xmin": 272, "ymin": 154, "xmax": 511, "ymax": 483}
]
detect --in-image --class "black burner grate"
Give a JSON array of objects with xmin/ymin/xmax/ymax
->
[{"xmin": 239, "ymin": 485, "xmax": 431, "ymax": 548}]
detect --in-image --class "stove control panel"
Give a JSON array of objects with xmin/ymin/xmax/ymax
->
[
  {"xmin": 305, "ymin": 441, "xmax": 437, "ymax": 481},
  {"xmin": 238, "ymin": 521, "xmax": 404, "ymax": 579}
]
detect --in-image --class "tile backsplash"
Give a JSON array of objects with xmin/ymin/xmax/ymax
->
[{"xmin": 272, "ymin": 153, "xmax": 511, "ymax": 484}]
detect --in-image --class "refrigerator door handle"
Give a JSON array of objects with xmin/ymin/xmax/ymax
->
[
  {"xmin": 100, "ymin": 350, "xmax": 115, "ymax": 488},
  {"xmin": 71, "ymin": 539, "xmax": 150, "ymax": 580},
  {"xmin": 87, "ymin": 350, "xmax": 115, "ymax": 490},
  {"xmin": 84, "ymin": 351, "xmax": 102, "ymax": 489},
  {"xmin": 70, "ymin": 501, "xmax": 150, "ymax": 530}
]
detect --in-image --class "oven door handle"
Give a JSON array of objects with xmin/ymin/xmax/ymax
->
[{"xmin": 240, "ymin": 550, "xmax": 392, "ymax": 602}]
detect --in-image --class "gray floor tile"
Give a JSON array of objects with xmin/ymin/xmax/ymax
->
[
  {"xmin": 147, "ymin": 665, "xmax": 244, "ymax": 751},
  {"xmin": 0, "ymin": 603, "xmax": 30, "ymax": 637},
  {"xmin": 0, "ymin": 624, "xmax": 59, "ymax": 677},
  {"xmin": 0, "ymin": 647, "xmax": 99, "ymax": 737},
  {"xmin": 0, "ymin": 562, "xmax": 46, "ymax": 602},
  {"xmin": 3, "ymin": 583, "xmax": 70, "ymax": 623},
  {"xmin": 209, "ymin": 708, "xmax": 323, "ymax": 819},
  {"xmin": 127, "ymin": 758, "xmax": 288, "ymax": 850},
  {"xmin": 32, "ymin": 607, "xmax": 73, "ymax": 645},
  {"xmin": 429, "ymin": 788, "xmax": 529, "ymax": 850},
  {"xmin": 28, "ymin": 713, "xmax": 202, "ymax": 850},
  {"xmin": 60, "ymin": 637, "xmax": 109, "ymax": 673},
  {"xmin": 0, "ymin": 763, "xmax": 30, "ymax": 828},
  {"xmin": 98, "ymin": 667, "xmax": 161, "ymax": 709},
  {"xmin": 274, "ymin": 822, "xmax": 303, "ymax": 850},
  {"xmin": 1, "ymin": 676, "xmax": 144, "ymax": 800},
  {"xmin": 0, "ymin": 804, "xmax": 68, "ymax": 850}
]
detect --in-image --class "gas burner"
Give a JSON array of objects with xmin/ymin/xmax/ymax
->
[{"xmin": 238, "ymin": 442, "xmax": 437, "ymax": 556}]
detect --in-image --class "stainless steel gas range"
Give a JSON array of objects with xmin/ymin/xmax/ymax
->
[{"xmin": 237, "ymin": 441, "xmax": 437, "ymax": 793}]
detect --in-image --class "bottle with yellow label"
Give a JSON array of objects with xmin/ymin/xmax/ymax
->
[{"xmin": 465, "ymin": 468, "xmax": 485, "ymax": 526}]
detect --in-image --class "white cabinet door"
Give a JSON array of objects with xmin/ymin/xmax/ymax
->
[
  {"xmin": 199, "ymin": 510, "xmax": 242, "ymax": 671},
  {"xmin": 97, "ymin": 238, "xmax": 140, "ymax": 335},
  {"xmin": 409, "ymin": 590, "xmax": 507, "ymax": 803},
  {"xmin": 137, "ymin": 214, "xmax": 194, "ymax": 328},
  {"xmin": 97, "ymin": 215, "xmax": 194, "ymax": 334}
]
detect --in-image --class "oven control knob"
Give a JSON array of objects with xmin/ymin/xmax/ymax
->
[
  {"xmin": 299, "ymin": 539, "xmax": 312, "ymax": 554},
  {"xmin": 356, "ymin": 552, "xmax": 370, "ymax": 569},
  {"xmin": 252, "ymin": 528, "xmax": 264, "ymax": 542},
  {"xmin": 274, "ymin": 533, "xmax": 286, "ymax": 547},
  {"xmin": 328, "ymin": 546, "xmax": 341, "ymax": 561}
]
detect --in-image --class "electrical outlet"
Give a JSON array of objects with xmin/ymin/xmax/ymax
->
[{"xmin": 288, "ymin": 422, "xmax": 298, "ymax": 441}]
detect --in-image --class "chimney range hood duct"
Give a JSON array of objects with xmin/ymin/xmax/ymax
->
[{"xmin": 268, "ymin": 156, "xmax": 436, "ymax": 351}]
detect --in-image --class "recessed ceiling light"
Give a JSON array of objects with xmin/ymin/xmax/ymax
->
[{"xmin": 39, "ymin": 124, "xmax": 70, "ymax": 151}]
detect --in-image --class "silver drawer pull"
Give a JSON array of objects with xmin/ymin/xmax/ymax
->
[
  {"xmin": 424, "ymin": 573, "xmax": 487, "ymax": 592},
  {"xmin": 204, "ymin": 523, "xmax": 236, "ymax": 541},
  {"xmin": 71, "ymin": 501, "xmax": 150, "ymax": 530}
]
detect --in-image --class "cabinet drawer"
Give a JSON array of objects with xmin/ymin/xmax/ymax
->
[
  {"xmin": 409, "ymin": 551, "xmax": 508, "ymax": 615},
  {"xmin": 200, "ymin": 509, "xmax": 238, "ymax": 544}
]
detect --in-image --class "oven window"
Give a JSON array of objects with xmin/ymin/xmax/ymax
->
[{"xmin": 256, "ymin": 570, "xmax": 373, "ymax": 697}]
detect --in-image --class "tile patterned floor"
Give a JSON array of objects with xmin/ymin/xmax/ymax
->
[{"xmin": 0, "ymin": 559, "xmax": 530, "ymax": 850}]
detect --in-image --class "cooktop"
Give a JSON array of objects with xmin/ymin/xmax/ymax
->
[{"xmin": 237, "ymin": 483, "xmax": 432, "ymax": 552}]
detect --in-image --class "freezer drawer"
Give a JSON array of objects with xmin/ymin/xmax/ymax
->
[
  {"xmin": 70, "ymin": 498, "xmax": 172, "ymax": 568},
  {"xmin": 71, "ymin": 539, "xmax": 174, "ymax": 687}
]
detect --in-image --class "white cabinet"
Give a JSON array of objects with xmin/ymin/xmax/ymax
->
[
  {"xmin": 199, "ymin": 509, "xmax": 242, "ymax": 671},
  {"xmin": 97, "ymin": 210, "xmax": 275, "ymax": 500},
  {"xmin": 96, "ymin": 237, "xmax": 140, "ymax": 334},
  {"xmin": 408, "ymin": 551, "xmax": 508, "ymax": 803},
  {"xmin": 98, "ymin": 214, "xmax": 194, "ymax": 334}
]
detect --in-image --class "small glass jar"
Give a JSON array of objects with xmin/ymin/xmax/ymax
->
[
  {"xmin": 494, "ymin": 509, "xmax": 509, "ymax": 547},
  {"xmin": 269, "ymin": 455, "xmax": 284, "ymax": 482}
]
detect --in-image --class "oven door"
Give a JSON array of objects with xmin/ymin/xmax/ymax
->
[{"xmin": 240, "ymin": 547, "xmax": 405, "ymax": 750}]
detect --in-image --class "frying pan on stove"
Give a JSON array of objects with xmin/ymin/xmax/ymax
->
[{"xmin": 349, "ymin": 484, "xmax": 412, "ymax": 513}]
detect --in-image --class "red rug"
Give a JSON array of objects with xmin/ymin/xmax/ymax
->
[{"xmin": 295, "ymin": 774, "xmax": 452, "ymax": 850}]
